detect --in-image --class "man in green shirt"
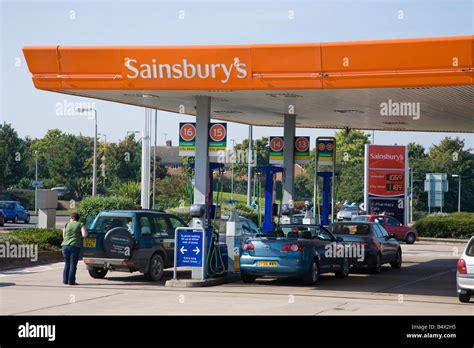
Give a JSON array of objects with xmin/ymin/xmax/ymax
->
[{"xmin": 62, "ymin": 213, "xmax": 88, "ymax": 285}]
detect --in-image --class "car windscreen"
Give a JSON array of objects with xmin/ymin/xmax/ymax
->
[
  {"xmin": 331, "ymin": 223, "xmax": 370, "ymax": 235},
  {"xmin": 279, "ymin": 226, "xmax": 321, "ymax": 239},
  {"xmin": 0, "ymin": 203, "xmax": 14, "ymax": 209},
  {"xmin": 466, "ymin": 240, "xmax": 474, "ymax": 257},
  {"xmin": 88, "ymin": 215, "xmax": 134, "ymax": 234},
  {"xmin": 352, "ymin": 216, "xmax": 369, "ymax": 222}
]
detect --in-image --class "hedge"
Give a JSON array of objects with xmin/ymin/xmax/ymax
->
[
  {"xmin": 77, "ymin": 195, "xmax": 138, "ymax": 223},
  {"xmin": 167, "ymin": 203, "xmax": 259, "ymax": 225},
  {"xmin": 0, "ymin": 228, "xmax": 63, "ymax": 251},
  {"xmin": 413, "ymin": 212, "xmax": 474, "ymax": 239}
]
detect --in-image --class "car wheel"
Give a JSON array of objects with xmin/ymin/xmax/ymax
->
[
  {"xmin": 88, "ymin": 268, "xmax": 108, "ymax": 279},
  {"xmin": 370, "ymin": 253, "xmax": 382, "ymax": 274},
  {"xmin": 458, "ymin": 292, "xmax": 471, "ymax": 303},
  {"xmin": 335, "ymin": 258, "xmax": 350, "ymax": 278},
  {"xmin": 303, "ymin": 259, "xmax": 320, "ymax": 285},
  {"xmin": 390, "ymin": 249, "xmax": 402, "ymax": 269},
  {"xmin": 241, "ymin": 273, "xmax": 256, "ymax": 283},
  {"xmin": 13, "ymin": 215, "xmax": 18, "ymax": 224},
  {"xmin": 24, "ymin": 215, "xmax": 30, "ymax": 224},
  {"xmin": 405, "ymin": 233, "xmax": 416, "ymax": 244},
  {"xmin": 144, "ymin": 254, "xmax": 164, "ymax": 281}
]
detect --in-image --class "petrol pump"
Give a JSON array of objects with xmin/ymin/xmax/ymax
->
[
  {"xmin": 189, "ymin": 162, "xmax": 230, "ymax": 277},
  {"xmin": 254, "ymin": 166, "xmax": 285, "ymax": 234}
]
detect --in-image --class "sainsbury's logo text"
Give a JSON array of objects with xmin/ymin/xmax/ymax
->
[{"xmin": 124, "ymin": 58, "xmax": 248, "ymax": 84}]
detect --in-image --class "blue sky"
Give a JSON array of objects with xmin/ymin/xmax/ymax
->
[{"xmin": 1, "ymin": 0, "xmax": 473, "ymax": 150}]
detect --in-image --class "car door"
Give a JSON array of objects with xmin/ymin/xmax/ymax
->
[
  {"xmin": 378, "ymin": 224, "xmax": 398, "ymax": 260},
  {"xmin": 150, "ymin": 214, "xmax": 174, "ymax": 266},
  {"xmin": 313, "ymin": 227, "xmax": 336, "ymax": 272},
  {"xmin": 386, "ymin": 216, "xmax": 403, "ymax": 240},
  {"xmin": 372, "ymin": 224, "xmax": 389, "ymax": 262}
]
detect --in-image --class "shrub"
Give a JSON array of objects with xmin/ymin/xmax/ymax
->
[
  {"xmin": 109, "ymin": 181, "xmax": 141, "ymax": 205},
  {"xmin": 413, "ymin": 212, "xmax": 474, "ymax": 239},
  {"xmin": 0, "ymin": 228, "xmax": 63, "ymax": 251},
  {"xmin": 77, "ymin": 195, "xmax": 138, "ymax": 223}
]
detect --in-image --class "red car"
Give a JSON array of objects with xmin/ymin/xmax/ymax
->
[{"xmin": 353, "ymin": 214, "xmax": 418, "ymax": 244}]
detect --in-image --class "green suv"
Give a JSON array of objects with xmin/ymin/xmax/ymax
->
[{"xmin": 82, "ymin": 210, "xmax": 187, "ymax": 281}]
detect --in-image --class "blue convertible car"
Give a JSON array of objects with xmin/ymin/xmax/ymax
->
[{"xmin": 240, "ymin": 224, "xmax": 350, "ymax": 284}]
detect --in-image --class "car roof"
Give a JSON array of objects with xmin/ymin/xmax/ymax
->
[
  {"xmin": 333, "ymin": 221, "xmax": 376, "ymax": 224},
  {"xmin": 100, "ymin": 209, "xmax": 168, "ymax": 215}
]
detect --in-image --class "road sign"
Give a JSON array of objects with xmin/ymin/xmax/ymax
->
[
  {"xmin": 32, "ymin": 180, "xmax": 43, "ymax": 188},
  {"xmin": 176, "ymin": 230, "xmax": 204, "ymax": 267},
  {"xmin": 424, "ymin": 173, "xmax": 448, "ymax": 210},
  {"xmin": 294, "ymin": 136, "xmax": 310, "ymax": 164}
]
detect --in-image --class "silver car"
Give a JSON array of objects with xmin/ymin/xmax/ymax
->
[{"xmin": 456, "ymin": 237, "xmax": 474, "ymax": 303}]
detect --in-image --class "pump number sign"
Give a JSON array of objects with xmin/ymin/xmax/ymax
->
[
  {"xmin": 269, "ymin": 136, "xmax": 284, "ymax": 164},
  {"xmin": 178, "ymin": 122, "xmax": 227, "ymax": 157}
]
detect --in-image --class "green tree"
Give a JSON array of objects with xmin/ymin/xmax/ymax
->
[
  {"xmin": 232, "ymin": 137, "xmax": 269, "ymax": 177},
  {"xmin": 0, "ymin": 123, "xmax": 28, "ymax": 189}
]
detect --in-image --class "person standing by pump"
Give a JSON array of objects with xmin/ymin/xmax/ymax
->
[{"xmin": 62, "ymin": 213, "xmax": 88, "ymax": 285}]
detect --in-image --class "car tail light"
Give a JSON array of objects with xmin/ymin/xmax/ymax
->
[
  {"xmin": 243, "ymin": 242, "xmax": 254, "ymax": 251},
  {"xmin": 282, "ymin": 244, "xmax": 303, "ymax": 252},
  {"xmin": 457, "ymin": 258, "xmax": 467, "ymax": 274}
]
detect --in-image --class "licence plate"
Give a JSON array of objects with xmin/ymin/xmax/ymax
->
[
  {"xmin": 83, "ymin": 237, "xmax": 97, "ymax": 248},
  {"xmin": 257, "ymin": 261, "xmax": 278, "ymax": 267}
]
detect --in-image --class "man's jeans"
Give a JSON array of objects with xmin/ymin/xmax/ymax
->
[{"xmin": 62, "ymin": 245, "xmax": 80, "ymax": 284}]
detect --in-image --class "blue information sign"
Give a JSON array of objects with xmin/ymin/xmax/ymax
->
[{"xmin": 176, "ymin": 230, "xmax": 203, "ymax": 267}]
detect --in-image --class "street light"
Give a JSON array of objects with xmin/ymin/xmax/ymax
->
[
  {"xmin": 34, "ymin": 150, "xmax": 38, "ymax": 214},
  {"xmin": 77, "ymin": 108, "xmax": 98, "ymax": 197},
  {"xmin": 452, "ymin": 174, "xmax": 461, "ymax": 212},
  {"xmin": 98, "ymin": 133, "xmax": 107, "ymax": 188},
  {"xmin": 126, "ymin": 130, "xmax": 140, "ymax": 138},
  {"xmin": 230, "ymin": 139, "xmax": 236, "ymax": 200}
]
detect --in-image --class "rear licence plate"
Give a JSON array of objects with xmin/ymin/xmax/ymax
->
[
  {"xmin": 257, "ymin": 261, "xmax": 278, "ymax": 267},
  {"xmin": 83, "ymin": 237, "xmax": 96, "ymax": 248}
]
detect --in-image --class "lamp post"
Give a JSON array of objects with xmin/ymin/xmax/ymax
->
[
  {"xmin": 230, "ymin": 139, "xmax": 236, "ymax": 200},
  {"xmin": 98, "ymin": 133, "xmax": 107, "ymax": 189},
  {"xmin": 34, "ymin": 150, "xmax": 38, "ymax": 214},
  {"xmin": 77, "ymin": 108, "xmax": 98, "ymax": 197},
  {"xmin": 127, "ymin": 130, "xmax": 140, "ymax": 138},
  {"xmin": 452, "ymin": 174, "xmax": 461, "ymax": 212}
]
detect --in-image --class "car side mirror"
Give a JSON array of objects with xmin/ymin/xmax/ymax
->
[{"xmin": 388, "ymin": 234, "xmax": 396, "ymax": 239}]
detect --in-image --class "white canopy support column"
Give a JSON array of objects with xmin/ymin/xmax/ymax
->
[
  {"xmin": 283, "ymin": 114, "xmax": 295, "ymax": 205},
  {"xmin": 140, "ymin": 108, "xmax": 152, "ymax": 209},
  {"xmin": 193, "ymin": 96, "xmax": 211, "ymax": 210}
]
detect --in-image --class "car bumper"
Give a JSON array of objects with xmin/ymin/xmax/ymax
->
[
  {"xmin": 240, "ymin": 256, "xmax": 307, "ymax": 277},
  {"xmin": 457, "ymin": 273, "xmax": 474, "ymax": 292},
  {"xmin": 83, "ymin": 257, "xmax": 135, "ymax": 271}
]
